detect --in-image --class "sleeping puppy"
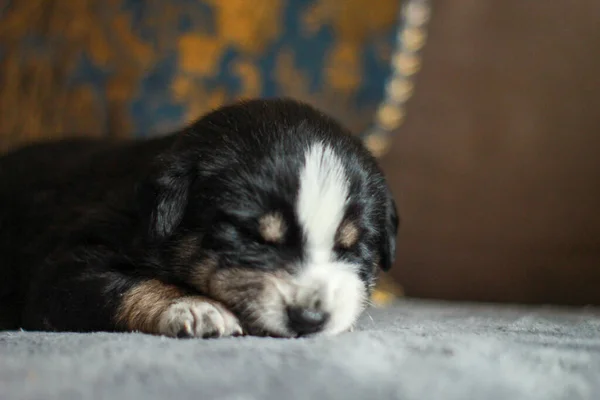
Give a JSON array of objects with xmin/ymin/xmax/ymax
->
[{"xmin": 0, "ymin": 98, "xmax": 399, "ymax": 338}]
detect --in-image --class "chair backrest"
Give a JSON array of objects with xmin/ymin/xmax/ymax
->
[
  {"xmin": 382, "ymin": 0, "xmax": 600, "ymax": 305},
  {"xmin": 0, "ymin": 0, "xmax": 399, "ymax": 152}
]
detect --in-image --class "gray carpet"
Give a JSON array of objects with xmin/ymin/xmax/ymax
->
[{"xmin": 1, "ymin": 299, "xmax": 599, "ymax": 400}]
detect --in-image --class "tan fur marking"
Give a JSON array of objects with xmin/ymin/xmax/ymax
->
[
  {"xmin": 259, "ymin": 212, "xmax": 286, "ymax": 243},
  {"xmin": 188, "ymin": 256, "xmax": 219, "ymax": 293},
  {"xmin": 337, "ymin": 220, "xmax": 359, "ymax": 248},
  {"xmin": 207, "ymin": 268, "xmax": 286, "ymax": 336},
  {"xmin": 116, "ymin": 280, "xmax": 185, "ymax": 333},
  {"xmin": 208, "ymin": 268, "xmax": 268, "ymax": 306}
]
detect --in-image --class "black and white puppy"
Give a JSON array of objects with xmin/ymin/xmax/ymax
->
[{"xmin": 0, "ymin": 98, "xmax": 398, "ymax": 338}]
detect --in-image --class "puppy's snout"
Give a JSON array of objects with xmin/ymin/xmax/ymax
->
[{"xmin": 286, "ymin": 306, "xmax": 329, "ymax": 336}]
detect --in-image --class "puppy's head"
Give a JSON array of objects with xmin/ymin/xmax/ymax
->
[{"xmin": 140, "ymin": 98, "xmax": 399, "ymax": 337}]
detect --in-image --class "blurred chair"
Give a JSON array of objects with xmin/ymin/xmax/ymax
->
[
  {"xmin": 0, "ymin": 0, "xmax": 399, "ymax": 150},
  {"xmin": 381, "ymin": 0, "xmax": 600, "ymax": 306}
]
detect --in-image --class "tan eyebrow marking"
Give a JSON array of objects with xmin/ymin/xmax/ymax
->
[
  {"xmin": 337, "ymin": 220, "xmax": 359, "ymax": 248},
  {"xmin": 259, "ymin": 212, "xmax": 286, "ymax": 243}
]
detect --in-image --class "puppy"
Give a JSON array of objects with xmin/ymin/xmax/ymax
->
[{"xmin": 0, "ymin": 98, "xmax": 399, "ymax": 338}]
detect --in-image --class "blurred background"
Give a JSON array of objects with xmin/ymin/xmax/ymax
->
[
  {"xmin": 0, "ymin": 0, "xmax": 400, "ymax": 149},
  {"xmin": 1, "ymin": 0, "xmax": 599, "ymax": 307}
]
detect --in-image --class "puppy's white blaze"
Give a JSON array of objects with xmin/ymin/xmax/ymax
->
[
  {"xmin": 297, "ymin": 142, "xmax": 349, "ymax": 264},
  {"xmin": 293, "ymin": 142, "xmax": 364, "ymax": 335}
]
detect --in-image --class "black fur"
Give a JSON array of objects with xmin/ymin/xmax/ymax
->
[{"xmin": 0, "ymin": 98, "xmax": 398, "ymax": 333}]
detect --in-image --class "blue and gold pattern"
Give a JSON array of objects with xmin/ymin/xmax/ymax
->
[{"xmin": 0, "ymin": 0, "xmax": 400, "ymax": 150}]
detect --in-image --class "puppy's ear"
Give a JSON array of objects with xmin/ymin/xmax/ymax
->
[
  {"xmin": 379, "ymin": 187, "xmax": 400, "ymax": 271},
  {"xmin": 138, "ymin": 151, "xmax": 195, "ymax": 242}
]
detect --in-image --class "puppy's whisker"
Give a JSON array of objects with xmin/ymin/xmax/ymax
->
[{"xmin": 366, "ymin": 310, "xmax": 375, "ymax": 326}]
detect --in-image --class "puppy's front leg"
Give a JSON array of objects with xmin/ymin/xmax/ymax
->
[
  {"xmin": 22, "ymin": 249, "xmax": 242, "ymax": 338},
  {"xmin": 117, "ymin": 280, "xmax": 243, "ymax": 338}
]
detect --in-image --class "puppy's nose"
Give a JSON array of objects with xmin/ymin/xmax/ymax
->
[{"xmin": 286, "ymin": 306, "xmax": 329, "ymax": 336}]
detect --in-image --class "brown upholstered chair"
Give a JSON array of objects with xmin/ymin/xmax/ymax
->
[{"xmin": 382, "ymin": 0, "xmax": 600, "ymax": 306}]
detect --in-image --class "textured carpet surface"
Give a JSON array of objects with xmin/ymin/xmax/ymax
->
[{"xmin": 1, "ymin": 300, "xmax": 599, "ymax": 400}]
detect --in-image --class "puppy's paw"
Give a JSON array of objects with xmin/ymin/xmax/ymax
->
[{"xmin": 158, "ymin": 297, "xmax": 243, "ymax": 339}]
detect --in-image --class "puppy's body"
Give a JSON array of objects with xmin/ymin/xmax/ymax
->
[
  {"xmin": 0, "ymin": 136, "xmax": 177, "ymax": 330},
  {"xmin": 0, "ymin": 99, "xmax": 398, "ymax": 338}
]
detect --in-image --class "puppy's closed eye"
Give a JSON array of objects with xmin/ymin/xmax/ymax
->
[
  {"xmin": 259, "ymin": 212, "xmax": 286, "ymax": 243},
  {"xmin": 336, "ymin": 220, "xmax": 360, "ymax": 249}
]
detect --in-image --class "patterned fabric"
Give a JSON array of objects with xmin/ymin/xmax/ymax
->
[{"xmin": 0, "ymin": 0, "xmax": 401, "ymax": 151}]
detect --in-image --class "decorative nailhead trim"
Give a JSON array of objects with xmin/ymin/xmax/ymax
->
[{"xmin": 362, "ymin": 0, "xmax": 432, "ymax": 158}]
